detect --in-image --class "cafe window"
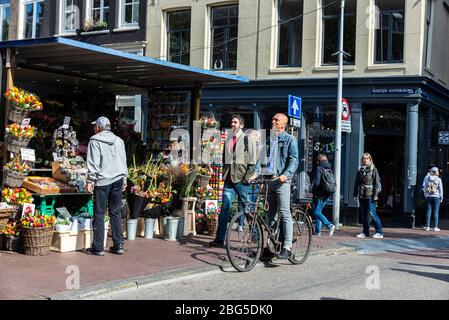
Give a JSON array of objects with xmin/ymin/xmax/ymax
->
[
  {"xmin": 210, "ymin": 4, "xmax": 239, "ymax": 70},
  {"xmin": 23, "ymin": 0, "xmax": 44, "ymax": 39},
  {"xmin": 374, "ymin": 0, "xmax": 405, "ymax": 64},
  {"xmin": 167, "ymin": 10, "xmax": 191, "ymax": 65},
  {"xmin": 0, "ymin": 2, "xmax": 10, "ymax": 41},
  {"xmin": 321, "ymin": 0, "xmax": 356, "ymax": 65},
  {"xmin": 277, "ymin": 0, "xmax": 303, "ymax": 67},
  {"xmin": 86, "ymin": 0, "xmax": 109, "ymax": 30},
  {"xmin": 120, "ymin": 0, "xmax": 139, "ymax": 27}
]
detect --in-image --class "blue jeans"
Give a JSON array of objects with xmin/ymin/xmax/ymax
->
[
  {"xmin": 359, "ymin": 198, "xmax": 383, "ymax": 236},
  {"xmin": 267, "ymin": 180, "xmax": 293, "ymax": 249},
  {"xmin": 313, "ymin": 197, "xmax": 332, "ymax": 234},
  {"xmin": 216, "ymin": 181, "xmax": 249, "ymax": 242},
  {"xmin": 425, "ymin": 197, "xmax": 440, "ymax": 228}
]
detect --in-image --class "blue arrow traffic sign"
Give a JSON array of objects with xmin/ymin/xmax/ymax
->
[{"xmin": 288, "ymin": 95, "xmax": 302, "ymax": 119}]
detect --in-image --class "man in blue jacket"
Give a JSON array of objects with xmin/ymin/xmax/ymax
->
[{"xmin": 265, "ymin": 113, "xmax": 299, "ymax": 259}]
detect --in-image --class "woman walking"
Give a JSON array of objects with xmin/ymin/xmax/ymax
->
[
  {"xmin": 353, "ymin": 153, "xmax": 383, "ymax": 239},
  {"xmin": 422, "ymin": 167, "xmax": 443, "ymax": 231}
]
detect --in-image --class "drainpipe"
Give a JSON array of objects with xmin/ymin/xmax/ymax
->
[{"xmin": 254, "ymin": 0, "xmax": 261, "ymax": 80}]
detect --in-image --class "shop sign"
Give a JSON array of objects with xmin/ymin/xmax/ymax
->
[
  {"xmin": 290, "ymin": 118, "xmax": 301, "ymax": 128},
  {"xmin": 205, "ymin": 200, "xmax": 218, "ymax": 214},
  {"xmin": 288, "ymin": 95, "xmax": 302, "ymax": 119},
  {"xmin": 21, "ymin": 148, "xmax": 36, "ymax": 162},
  {"xmin": 341, "ymin": 98, "xmax": 351, "ymax": 133},
  {"xmin": 21, "ymin": 118, "xmax": 31, "ymax": 128},
  {"xmin": 371, "ymin": 88, "xmax": 415, "ymax": 94},
  {"xmin": 438, "ymin": 131, "xmax": 449, "ymax": 145}
]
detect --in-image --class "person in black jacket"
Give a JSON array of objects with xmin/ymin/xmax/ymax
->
[
  {"xmin": 353, "ymin": 153, "xmax": 383, "ymax": 239},
  {"xmin": 312, "ymin": 154, "xmax": 336, "ymax": 237}
]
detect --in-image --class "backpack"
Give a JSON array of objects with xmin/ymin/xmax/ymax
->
[
  {"xmin": 320, "ymin": 169, "xmax": 336, "ymax": 193},
  {"xmin": 428, "ymin": 180, "xmax": 438, "ymax": 194}
]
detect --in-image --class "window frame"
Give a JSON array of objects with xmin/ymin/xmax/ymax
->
[
  {"xmin": 118, "ymin": 0, "xmax": 139, "ymax": 27},
  {"xmin": 22, "ymin": 0, "xmax": 44, "ymax": 39},
  {"xmin": 374, "ymin": 0, "xmax": 405, "ymax": 64},
  {"xmin": 210, "ymin": 4, "xmax": 239, "ymax": 71},
  {"xmin": 86, "ymin": 0, "xmax": 109, "ymax": 26},
  {"xmin": 276, "ymin": 0, "xmax": 303, "ymax": 68},
  {"xmin": 166, "ymin": 9, "xmax": 191, "ymax": 65},
  {"xmin": 59, "ymin": 0, "xmax": 78, "ymax": 34},
  {"xmin": 321, "ymin": 0, "xmax": 356, "ymax": 66},
  {"xmin": 0, "ymin": 3, "xmax": 10, "ymax": 41}
]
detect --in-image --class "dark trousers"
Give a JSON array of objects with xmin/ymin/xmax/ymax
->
[{"xmin": 92, "ymin": 179, "xmax": 124, "ymax": 251}]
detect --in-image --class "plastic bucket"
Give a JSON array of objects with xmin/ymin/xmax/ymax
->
[
  {"xmin": 177, "ymin": 217, "xmax": 185, "ymax": 239},
  {"xmin": 127, "ymin": 219, "xmax": 138, "ymax": 240},
  {"xmin": 144, "ymin": 218, "xmax": 155, "ymax": 239},
  {"xmin": 165, "ymin": 217, "xmax": 180, "ymax": 241}
]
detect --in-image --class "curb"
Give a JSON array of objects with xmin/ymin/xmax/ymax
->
[{"xmin": 47, "ymin": 244, "xmax": 355, "ymax": 300}]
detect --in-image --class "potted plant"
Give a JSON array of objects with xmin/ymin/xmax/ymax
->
[{"xmin": 83, "ymin": 20, "xmax": 108, "ymax": 32}]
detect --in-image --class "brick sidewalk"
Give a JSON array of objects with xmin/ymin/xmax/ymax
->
[{"xmin": 1, "ymin": 219, "xmax": 448, "ymax": 300}]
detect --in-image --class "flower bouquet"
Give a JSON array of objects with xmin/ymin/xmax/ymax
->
[
  {"xmin": 3, "ymin": 157, "xmax": 32, "ymax": 188},
  {"xmin": 5, "ymin": 123, "xmax": 37, "ymax": 153},
  {"xmin": 19, "ymin": 210, "xmax": 55, "ymax": 256},
  {"xmin": 4, "ymin": 86, "xmax": 43, "ymax": 123},
  {"xmin": 2, "ymin": 187, "xmax": 34, "ymax": 207}
]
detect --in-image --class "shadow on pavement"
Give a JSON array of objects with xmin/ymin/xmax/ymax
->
[{"xmin": 390, "ymin": 268, "xmax": 449, "ymax": 283}]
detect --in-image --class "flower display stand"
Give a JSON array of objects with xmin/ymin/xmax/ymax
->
[{"xmin": 181, "ymin": 197, "xmax": 197, "ymax": 236}]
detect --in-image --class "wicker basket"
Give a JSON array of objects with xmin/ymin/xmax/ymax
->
[
  {"xmin": 2, "ymin": 234, "xmax": 23, "ymax": 252},
  {"xmin": 3, "ymin": 167, "xmax": 27, "ymax": 188},
  {"xmin": 6, "ymin": 136, "xmax": 31, "ymax": 154},
  {"xmin": 21, "ymin": 226, "xmax": 54, "ymax": 256},
  {"xmin": 8, "ymin": 105, "xmax": 30, "ymax": 123},
  {"xmin": 0, "ymin": 207, "xmax": 17, "ymax": 230},
  {"xmin": 206, "ymin": 219, "xmax": 217, "ymax": 237}
]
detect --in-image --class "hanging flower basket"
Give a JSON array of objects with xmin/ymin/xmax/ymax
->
[
  {"xmin": 3, "ymin": 167, "xmax": 28, "ymax": 188},
  {"xmin": 196, "ymin": 174, "xmax": 211, "ymax": 188},
  {"xmin": 8, "ymin": 105, "xmax": 31, "ymax": 123},
  {"xmin": 6, "ymin": 136, "xmax": 32, "ymax": 154},
  {"xmin": 21, "ymin": 226, "xmax": 54, "ymax": 256}
]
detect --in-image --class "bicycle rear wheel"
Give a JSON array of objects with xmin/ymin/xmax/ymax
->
[
  {"xmin": 226, "ymin": 211, "xmax": 263, "ymax": 272},
  {"xmin": 289, "ymin": 209, "xmax": 313, "ymax": 265}
]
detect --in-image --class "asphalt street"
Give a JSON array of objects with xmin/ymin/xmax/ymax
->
[{"xmin": 95, "ymin": 247, "xmax": 449, "ymax": 300}]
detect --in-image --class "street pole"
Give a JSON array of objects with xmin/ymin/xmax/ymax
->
[{"xmin": 333, "ymin": 0, "xmax": 345, "ymax": 228}]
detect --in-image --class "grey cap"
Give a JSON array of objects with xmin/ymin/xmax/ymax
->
[
  {"xmin": 91, "ymin": 116, "xmax": 111, "ymax": 130},
  {"xmin": 431, "ymin": 167, "xmax": 439, "ymax": 174}
]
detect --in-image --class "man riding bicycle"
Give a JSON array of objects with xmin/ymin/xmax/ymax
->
[{"xmin": 262, "ymin": 113, "xmax": 299, "ymax": 259}]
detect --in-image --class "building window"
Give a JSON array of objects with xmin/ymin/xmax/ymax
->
[
  {"xmin": 120, "ymin": 0, "xmax": 139, "ymax": 27},
  {"xmin": 210, "ymin": 4, "xmax": 239, "ymax": 70},
  {"xmin": 167, "ymin": 10, "xmax": 191, "ymax": 65},
  {"xmin": 374, "ymin": 0, "xmax": 405, "ymax": 64},
  {"xmin": 321, "ymin": 0, "xmax": 356, "ymax": 65},
  {"xmin": 424, "ymin": 0, "xmax": 433, "ymax": 68},
  {"xmin": 60, "ymin": 0, "xmax": 78, "ymax": 33},
  {"xmin": 277, "ymin": 0, "xmax": 303, "ymax": 67},
  {"xmin": 85, "ymin": 0, "xmax": 109, "ymax": 31},
  {"xmin": 0, "ymin": 3, "xmax": 10, "ymax": 41},
  {"xmin": 23, "ymin": 0, "xmax": 44, "ymax": 39}
]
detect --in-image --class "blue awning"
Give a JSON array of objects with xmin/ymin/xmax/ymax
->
[{"xmin": 0, "ymin": 37, "xmax": 248, "ymax": 94}]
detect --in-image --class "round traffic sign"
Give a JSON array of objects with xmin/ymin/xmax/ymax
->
[{"xmin": 341, "ymin": 98, "xmax": 350, "ymax": 120}]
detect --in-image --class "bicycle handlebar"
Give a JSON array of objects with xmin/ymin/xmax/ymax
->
[{"xmin": 248, "ymin": 176, "xmax": 279, "ymax": 185}]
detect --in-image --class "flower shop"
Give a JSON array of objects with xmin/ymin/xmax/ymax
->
[{"xmin": 0, "ymin": 37, "xmax": 247, "ymax": 255}]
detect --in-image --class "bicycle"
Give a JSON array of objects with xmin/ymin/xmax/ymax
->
[{"xmin": 225, "ymin": 176, "xmax": 313, "ymax": 272}]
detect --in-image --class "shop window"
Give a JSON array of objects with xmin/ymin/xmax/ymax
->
[
  {"xmin": 0, "ymin": 2, "xmax": 10, "ymax": 41},
  {"xmin": 210, "ymin": 4, "xmax": 239, "ymax": 70},
  {"xmin": 321, "ymin": 0, "xmax": 356, "ymax": 65},
  {"xmin": 374, "ymin": 0, "xmax": 405, "ymax": 64},
  {"xmin": 60, "ymin": 0, "xmax": 78, "ymax": 33},
  {"xmin": 119, "ymin": 0, "xmax": 139, "ymax": 27},
  {"xmin": 23, "ymin": 0, "xmax": 44, "ymax": 39},
  {"xmin": 277, "ymin": 0, "xmax": 303, "ymax": 67},
  {"xmin": 167, "ymin": 10, "xmax": 191, "ymax": 65},
  {"xmin": 85, "ymin": 0, "xmax": 109, "ymax": 31}
]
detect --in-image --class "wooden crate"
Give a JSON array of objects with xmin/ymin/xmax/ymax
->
[
  {"xmin": 23, "ymin": 176, "xmax": 77, "ymax": 194},
  {"xmin": 51, "ymin": 228, "xmax": 109, "ymax": 253}
]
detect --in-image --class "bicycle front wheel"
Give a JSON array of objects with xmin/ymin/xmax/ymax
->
[
  {"xmin": 226, "ymin": 212, "xmax": 263, "ymax": 272},
  {"xmin": 289, "ymin": 209, "xmax": 313, "ymax": 265}
]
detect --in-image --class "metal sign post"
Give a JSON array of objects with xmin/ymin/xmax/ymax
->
[{"xmin": 333, "ymin": 0, "xmax": 345, "ymax": 229}]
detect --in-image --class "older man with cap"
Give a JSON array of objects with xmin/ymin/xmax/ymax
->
[{"xmin": 85, "ymin": 116, "xmax": 128, "ymax": 256}]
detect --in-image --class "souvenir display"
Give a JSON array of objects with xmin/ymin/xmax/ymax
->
[{"xmin": 52, "ymin": 126, "xmax": 78, "ymax": 159}]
